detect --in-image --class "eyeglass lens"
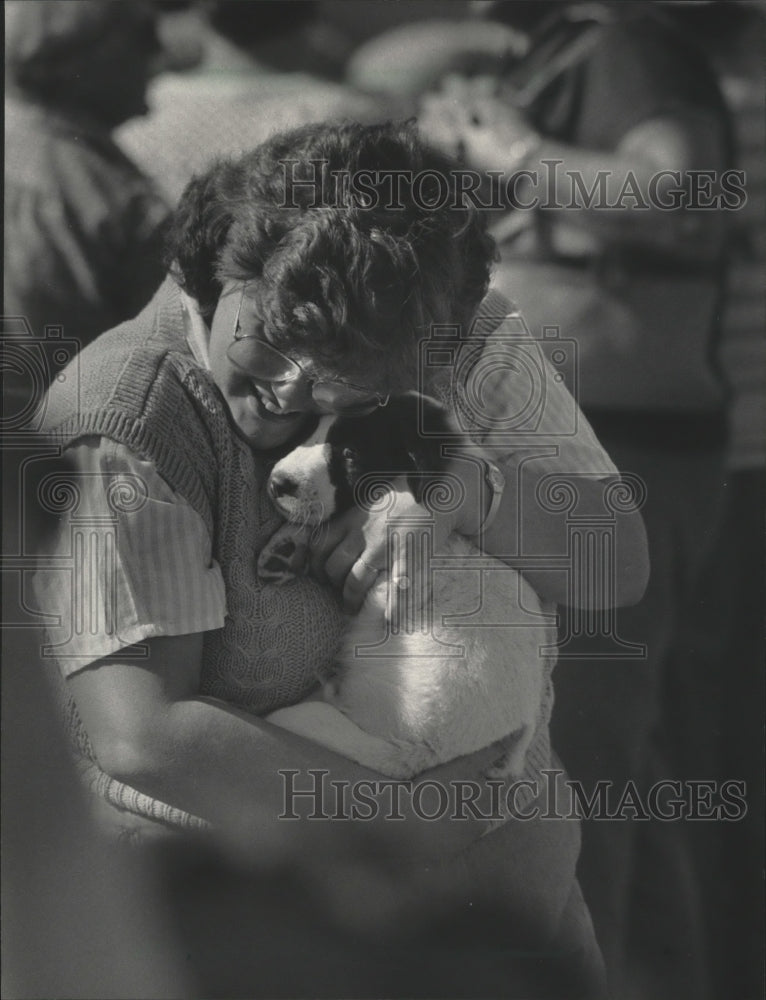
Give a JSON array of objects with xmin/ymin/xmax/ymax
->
[{"xmin": 227, "ymin": 335, "xmax": 382, "ymax": 414}]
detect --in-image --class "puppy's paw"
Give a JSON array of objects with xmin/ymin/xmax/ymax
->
[
  {"xmin": 258, "ymin": 547, "xmax": 298, "ymax": 584},
  {"xmin": 258, "ymin": 527, "xmax": 309, "ymax": 584}
]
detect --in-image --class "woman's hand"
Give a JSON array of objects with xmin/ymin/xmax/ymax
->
[
  {"xmin": 418, "ymin": 74, "xmax": 540, "ymax": 175},
  {"xmin": 307, "ymin": 460, "xmax": 491, "ymax": 616}
]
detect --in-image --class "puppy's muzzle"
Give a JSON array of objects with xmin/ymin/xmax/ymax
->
[{"xmin": 268, "ymin": 470, "xmax": 299, "ymax": 501}]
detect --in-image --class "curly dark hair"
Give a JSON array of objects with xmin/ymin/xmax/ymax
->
[{"xmin": 164, "ymin": 120, "xmax": 496, "ymax": 386}]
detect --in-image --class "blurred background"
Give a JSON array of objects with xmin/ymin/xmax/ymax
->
[{"xmin": 3, "ymin": 2, "xmax": 764, "ymax": 998}]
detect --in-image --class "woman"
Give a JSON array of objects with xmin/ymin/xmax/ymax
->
[{"xmin": 36, "ymin": 121, "xmax": 646, "ymax": 995}]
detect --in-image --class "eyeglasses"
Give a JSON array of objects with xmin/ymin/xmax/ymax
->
[{"xmin": 226, "ymin": 287, "xmax": 390, "ymax": 417}]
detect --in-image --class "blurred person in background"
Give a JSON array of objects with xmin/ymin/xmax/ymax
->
[
  {"xmin": 4, "ymin": 0, "xmax": 172, "ymax": 379},
  {"xmin": 117, "ymin": 0, "xmax": 395, "ymax": 205},
  {"xmin": 1, "ymin": 438, "xmax": 195, "ymax": 999},
  {"xmin": 418, "ymin": 2, "xmax": 741, "ymax": 998},
  {"xmin": 655, "ymin": 4, "xmax": 766, "ymax": 998}
]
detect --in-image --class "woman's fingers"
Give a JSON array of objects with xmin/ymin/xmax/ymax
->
[
  {"xmin": 312, "ymin": 523, "xmax": 413, "ymax": 617},
  {"xmin": 306, "ymin": 488, "xmax": 455, "ymax": 616},
  {"xmin": 306, "ymin": 507, "xmax": 387, "ymax": 609},
  {"xmin": 420, "ymin": 80, "xmax": 535, "ymax": 174},
  {"xmin": 385, "ymin": 524, "xmax": 432, "ymax": 628},
  {"xmin": 342, "ymin": 556, "xmax": 383, "ymax": 614},
  {"xmin": 306, "ymin": 515, "xmax": 353, "ymax": 583},
  {"xmin": 418, "ymin": 92, "xmax": 469, "ymax": 156},
  {"xmin": 441, "ymin": 72, "xmax": 474, "ymax": 98}
]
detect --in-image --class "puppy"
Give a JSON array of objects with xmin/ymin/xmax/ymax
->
[{"xmin": 258, "ymin": 394, "xmax": 555, "ymax": 779}]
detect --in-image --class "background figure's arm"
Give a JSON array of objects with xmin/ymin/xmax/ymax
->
[
  {"xmin": 418, "ymin": 81, "xmax": 729, "ymax": 258},
  {"xmin": 524, "ymin": 112, "xmax": 729, "ymax": 257}
]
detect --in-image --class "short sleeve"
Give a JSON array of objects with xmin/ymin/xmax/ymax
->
[
  {"xmin": 450, "ymin": 291, "xmax": 620, "ymax": 479},
  {"xmin": 32, "ymin": 437, "xmax": 227, "ymax": 676}
]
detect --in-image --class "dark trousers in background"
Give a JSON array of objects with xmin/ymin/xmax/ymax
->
[
  {"xmin": 665, "ymin": 468, "xmax": 765, "ymax": 1000},
  {"xmin": 551, "ymin": 436, "xmax": 728, "ymax": 1000}
]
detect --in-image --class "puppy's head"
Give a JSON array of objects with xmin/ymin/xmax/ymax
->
[{"xmin": 266, "ymin": 393, "xmax": 456, "ymax": 525}]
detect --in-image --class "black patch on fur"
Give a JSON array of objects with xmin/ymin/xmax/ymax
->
[
  {"xmin": 327, "ymin": 438, "xmax": 356, "ymax": 514},
  {"xmin": 271, "ymin": 539, "xmax": 296, "ymax": 557},
  {"xmin": 267, "ymin": 414, "xmax": 321, "ymax": 462},
  {"xmin": 262, "ymin": 554, "xmax": 292, "ymax": 571},
  {"xmin": 324, "ymin": 393, "xmax": 455, "ymax": 513}
]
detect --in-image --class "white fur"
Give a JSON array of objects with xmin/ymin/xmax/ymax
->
[
  {"xmin": 267, "ymin": 418, "xmax": 336, "ymax": 524},
  {"xmin": 262, "ymin": 417, "xmax": 556, "ymax": 780}
]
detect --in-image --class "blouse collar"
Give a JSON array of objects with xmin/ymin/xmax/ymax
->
[{"xmin": 179, "ymin": 290, "xmax": 212, "ymax": 370}]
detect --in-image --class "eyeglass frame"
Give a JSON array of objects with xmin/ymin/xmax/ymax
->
[{"xmin": 226, "ymin": 285, "xmax": 390, "ymax": 415}]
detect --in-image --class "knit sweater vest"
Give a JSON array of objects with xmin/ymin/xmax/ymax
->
[
  {"xmin": 43, "ymin": 277, "xmax": 345, "ymax": 712},
  {"xmin": 43, "ymin": 278, "xmax": 554, "ymax": 798}
]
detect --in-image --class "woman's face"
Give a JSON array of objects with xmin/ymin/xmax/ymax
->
[
  {"xmin": 208, "ymin": 283, "xmax": 315, "ymax": 450},
  {"xmin": 207, "ymin": 283, "xmax": 389, "ymax": 451}
]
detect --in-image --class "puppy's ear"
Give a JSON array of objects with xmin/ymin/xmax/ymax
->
[{"xmin": 394, "ymin": 392, "xmax": 457, "ymax": 505}]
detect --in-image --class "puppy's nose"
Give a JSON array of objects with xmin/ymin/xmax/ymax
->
[{"xmin": 268, "ymin": 471, "xmax": 298, "ymax": 499}]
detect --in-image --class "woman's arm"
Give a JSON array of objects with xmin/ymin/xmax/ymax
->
[
  {"xmin": 309, "ymin": 460, "xmax": 648, "ymax": 613},
  {"xmin": 67, "ymin": 633, "xmax": 507, "ymax": 861},
  {"xmin": 452, "ymin": 453, "xmax": 650, "ymax": 609}
]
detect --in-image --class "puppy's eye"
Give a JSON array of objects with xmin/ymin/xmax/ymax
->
[{"xmin": 342, "ymin": 448, "xmax": 357, "ymax": 462}]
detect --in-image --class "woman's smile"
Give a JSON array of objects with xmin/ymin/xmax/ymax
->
[{"xmin": 247, "ymin": 382, "xmax": 303, "ymax": 421}]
